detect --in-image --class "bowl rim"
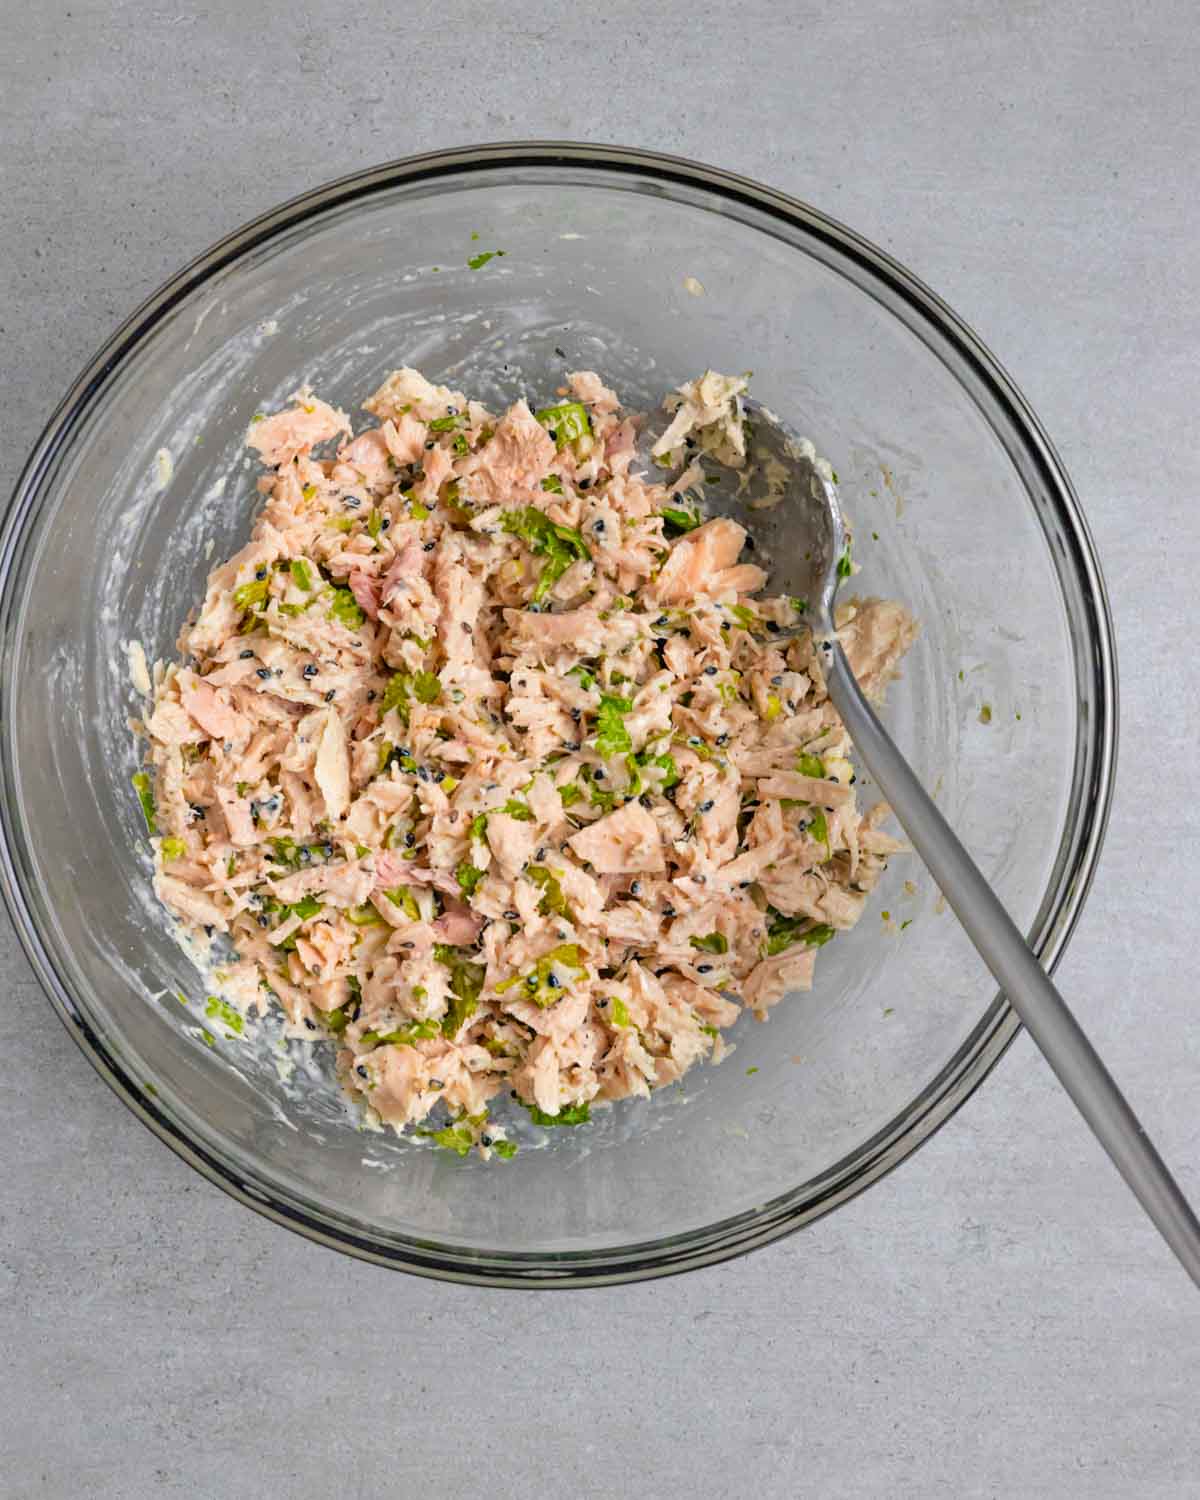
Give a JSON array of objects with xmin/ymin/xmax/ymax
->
[{"xmin": 0, "ymin": 141, "xmax": 1118, "ymax": 1287}]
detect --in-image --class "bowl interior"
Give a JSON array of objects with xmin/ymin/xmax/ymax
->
[{"xmin": 0, "ymin": 152, "xmax": 1111, "ymax": 1279}]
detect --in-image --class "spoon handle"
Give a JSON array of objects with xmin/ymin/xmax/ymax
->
[{"xmin": 824, "ymin": 643, "xmax": 1200, "ymax": 1289}]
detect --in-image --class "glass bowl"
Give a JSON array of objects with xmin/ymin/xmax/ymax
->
[{"xmin": 0, "ymin": 144, "xmax": 1116, "ymax": 1286}]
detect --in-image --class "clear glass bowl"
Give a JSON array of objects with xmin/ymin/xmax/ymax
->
[{"xmin": 0, "ymin": 144, "xmax": 1116, "ymax": 1286}]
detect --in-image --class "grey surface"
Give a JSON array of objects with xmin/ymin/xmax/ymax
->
[{"xmin": 2, "ymin": 1, "xmax": 1198, "ymax": 1495}]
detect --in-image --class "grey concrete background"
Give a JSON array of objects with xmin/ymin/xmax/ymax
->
[{"xmin": 2, "ymin": 2, "xmax": 1198, "ymax": 1495}]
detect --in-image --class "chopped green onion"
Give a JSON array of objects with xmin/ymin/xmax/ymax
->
[
  {"xmin": 131, "ymin": 772, "xmax": 156, "ymax": 833},
  {"xmin": 534, "ymin": 401, "xmax": 591, "ymax": 448}
]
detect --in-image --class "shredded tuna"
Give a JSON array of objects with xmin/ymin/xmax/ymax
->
[{"xmin": 133, "ymin": 369, "xmax": 915, "ymax": 1157}]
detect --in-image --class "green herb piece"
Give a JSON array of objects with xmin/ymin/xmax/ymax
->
[
  {"xmin": 131, "ymin": 772, "xmax": 156, "ymax": 834},
  {"xmin": 453, "ymin": 432, "xmax": 470, "ymax": 456},
  {"xmin": 594, "ymin": 693, "xmax": 633, "ymax": 757},
  {"xmin": 836, "ymin": 543, "xmax": 853, "ymax": 579},
  {"xmin": 427, "ymin": 414, "xmax": 465, "ymax": 432},
  {"xmin": 727, "ymin": 603, "xmax": 759, "ymax": 632},
  {"xmin": 367, "ymin": 508, "xmax": 383, "ymax": 540},
  {"xmin": 329, "ymin": 516, "xmax": 355, "ymax": 533},
  {"xmin": 808, "ymin": 808, "xmax": 831, "ymax": 858},
  {"xmin": 610, "ymin": 996, "xmax": 632, "ymax": 1027},
  {"xmin": 540, "ymin": 474, "xmax": 564, "ymax": 494},
  {"xmin": 468, "ymin": 812, "xmax": 489, "ymax": 842},
  {"xmin": 289, "ymin": 559, "xmax": 314, "ymax": 591},
  {"xmin": 345, "ymin": 903, "xmax": 384, "ymax": 926},
  {"xmin": 521, "ymin": 1099, "xmax": 591, "ymax": 1127},
  {"xmin": 409, "ymin": 498, "xmax": 430, "ymax": 521},
  {"xmin": 501, "ymin": 505, "xmax": 591, "ymax": 603},
  {"xmin": 323, "ymin": 1006, "xmax": 348, "ymax": 1035},
  {"xmin": 559, "ymin": 782, "xmax": 582, "ymax": 808},
  {"xmin": 381, "ymin": 669, "xmax": 441, "ymax": 724},
  {"xmin": 384, "ymin": 886, "xmax": 421, "ymax": 921},
  {"xmin": 789, "ymin": 596, "xmax": 808, "ymax": 614},
  {"xmin": 689, "ymin": 932, "xmax": 729, "ymax": 955},
  {"xmin": 160, "ymin": 835, "xmax": 186, "ymax": 861},
  {"xmin": 288, "ymin": 895, "xmax": 323, "ymax": 921},
  {"xmin": 495, "ymin": 942, "xmax": 587, "ymax": 1007},
  {"xmin": 327, "ymin": 586, "xmax": 365, "ymax": 630},
  {"xmin": 566, "ymin": 664, "xmax": 596, "ymax": 691},
  {"xmin": 534, "ymin": 400, "xmax": 592, "ymax": 448},
  {"xmin": 659, "ymin": 505, "xmax": 701, "ymax": 536},
  {"xmin": 362, "ymin": 1018, "xmax": 441, "ymax": 1048},
  {"xmin": 204, "ymin": 996, "xmax": 244, "ymax": 1035},
  {"xmin": 233, "ymin": 578, "xmax": 270, "ymax": 612},
  {"xmin": 796, "ymin": 752, "xmax": 826, "ymax": 779},
  {"xmin": 433, "ymin": 943, "xmax": 487, "ymax": 1034},
  {"xmin": 500, "ymin": 797, "xmax": 532, "ymax": 821},
  {"xmin": 579, "ymin": 764, "xmax": 618, "ymax": 812},
  {"xmin": 467, "ymin": 249, "xmax": 506, "ymax": 270},
  {"xmin": 226, "ymin": 854, "xmax": 237, "ymax": 878},
  {"xmin": 764, "ymin": 911, "xmax": 837, "ymax": 957},
  {"xmin": 456, "ymin": 862, "xmax": 485, "ymax": 896},
  {"xmin": 492, "ymin": 1139, "xmax": 518, "ymax": 1159},
  {"xmin": 527, "ymin": 864, "xmax": 568, "ymax": 917},
  {"xmin": 746, "ymin": 1066, "xmax": 759, "ymax": 1076},
  {"xmin": 638, "ymin": 750, "xmax": 679, "ymax": 790}
]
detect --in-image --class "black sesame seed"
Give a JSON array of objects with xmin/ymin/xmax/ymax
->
[
  {"xmin": 526, "ymin": 975, "xmax": 538, "ymax": 989},
  {"xmin": 366, "ymin": 690, "xmax": 376, "ymax": 702},
  {"xmin": 771, "ymin": 674, "xmax": 783, "ymax": 685},
  {"xmin": 704, "ymin": 665, "xmax": 717, "ymax": 676},
  {"xmin": 423, "ymin": 541, "xmax": 435, "ymax": 552},
  {"xmin": 462, "ymin": 622, "xmax": 473, "ymax": 635},
  {"xmin": 254, "ymin": 567, "xmax": 267, "ymax": 581},
  {"xmin": 593, "ymin": 518, "xmax": 605, "ymax": 532},
  {"xmin": 744, "ymin": 534, "xmax": 756, "ymax": 552},
  {"xmin": 697, "ymin": 963, "xmax": 713, "ymax": 974},
  {"xmin": 579, "ymin": 479, "xmax": 591, "ymax": 491},
  {"xmin": 700, "ymin": 799, "xmax": 715, "ymax": 812},
  {"xmin": 239, "ymin": 649, "xmax": 255, "ymax": 660},
  {"xmin": 504, "ymin": 909, "xmax": 519, "ymax": 920},
  {"xmin": 257, "ymin": 915, "xmax": 269, "ymax": 928},
  {"xmin": 433, "ymin": 770, "xmax": 445, "ymax": 783},
  {"xmin": 546, "ymin": 973, "xmax": 561, "ymax": 989},
  {"xmin": 570, "ymin": 708, "xmax": 582, "ymax": 722},
  {"xmin": 424, "ymin": 440, "xmax": 435, "ymax": 450},
  {"xmin": 716, "ymin": 734, "xmax": 730, "ymax": 747},
  {"xmin": 256, "ymin": 667, "xmax": 272, "ymax": 680},
  {"xmin": 554, "ymin": 346, "xmax": 566, "ymax": 358},
  {"xmin": 322, "ymin": 843, "xmax": 334, "ymax": 858},
  {"xmin": 304, "ymin": 1018, "xmax": 316, "ymax": 1030},
  {"xmin": 325, "ymin": 690, "xmax": 335, "ymax": 702},
  {"xmin": 356, "ymin": 1065, "xmax": 368, "ymax": 1078},
  {"xmin": 345, "ymin": 496, "xmax": 361, "ymax": 508},
  {"xmin": 597, "ymin": 997, "xmax": 609, "ymax": 1008},
  {"xmin": 663, "ymin": 904, "xmax": 677, "ymax": 918},
  {"xmin": 481, "ymin": 1134, "xmax": 494, "ymax": 1147},
  {"xmin": 630, "ymin": 881, "xmax": 642, "ymax": 896},
  {"xmin": 767, "ymin": 621, "xmax": 780, "ymax": 634},
  {"xmin": 381, "ymin": 518, "xmax": 391, "ymax": 531},
  {"xmin": 404, "ymin": 832, "xmax": 415, "ymax": 847},
  {"xmin": 695, "ymin": 873, "xmax": 707, "ymax": 884},
  {"xmin": 535, "ymin": 847, "xmax": 546, "ymax": 860}
]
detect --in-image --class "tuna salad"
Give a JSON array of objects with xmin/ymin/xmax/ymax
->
[{"xmin": 131, "ymin": 367, "xmax": 915, "ymax": 1157}]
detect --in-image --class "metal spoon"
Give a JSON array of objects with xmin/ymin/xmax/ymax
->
[{"xmin": 689, "ymin": 399, "xmax": 1200, "ymax": 1288}]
